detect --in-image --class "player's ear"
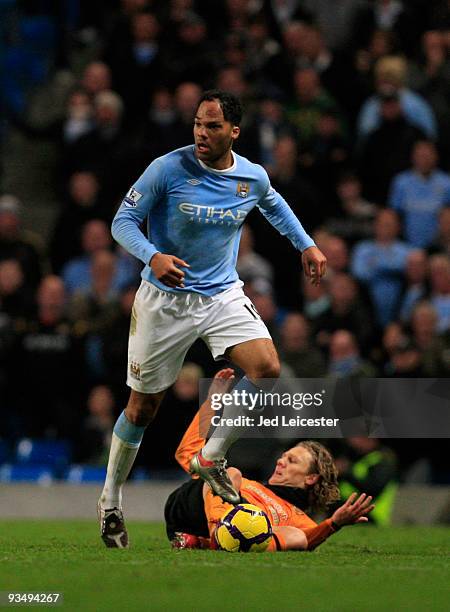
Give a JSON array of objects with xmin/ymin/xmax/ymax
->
[
  {"xmin": 305, "ymin": 473, "xmax": 320, "ymax": 486},
  {"xmin": 231, "ymin": 126, "xmax": 240, "ymax": 141}
]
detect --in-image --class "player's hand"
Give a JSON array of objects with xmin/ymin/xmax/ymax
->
[
  {"xmin": 301, "ymin": 246, "xmax": 327, "ymax": 286},
  {"xmin": 331, "ymin": 493, "xmax": 375, "ymax": 527},
  {"xmin": 150, "ymin": 253, "xmax": 190, "ymax": 288},
  {"xmin": 207, "ymin": 368, "xmax": 235, "ymax": 399}
]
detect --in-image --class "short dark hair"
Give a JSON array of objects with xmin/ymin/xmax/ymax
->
[{"xmin": 198, "ymin": 89, "xmax": 243, "ymax": 126}]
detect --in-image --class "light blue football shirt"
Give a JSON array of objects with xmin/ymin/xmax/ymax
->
[
  {"xmin": 112, "ymin": 145, "xmax": 315, "ymax": 295},
  {"xmin": 389, "ymin": 170, "xmax": 450, "ymax": 248}
]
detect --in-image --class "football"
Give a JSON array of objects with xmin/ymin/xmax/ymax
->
[{"xmin": 214, "ymin": 503, "xmax": 273, "ymax": 552}]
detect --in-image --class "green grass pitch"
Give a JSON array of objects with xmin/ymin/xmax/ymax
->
[{"xmin": 1, "ymin": 521, "xmax": 449, "ymax": 611}]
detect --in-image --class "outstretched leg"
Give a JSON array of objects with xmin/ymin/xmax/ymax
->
[{"xmin": 202, "ymin": 468, "xmax": 242, "ymax": 537}]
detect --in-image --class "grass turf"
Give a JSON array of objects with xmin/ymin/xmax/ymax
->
[{"xmin": 0, "ymin": 521, "xmax": 449, "ymax": 611}]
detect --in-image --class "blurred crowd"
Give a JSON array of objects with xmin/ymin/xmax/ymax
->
[{"xmin": 0, "ymin": 0, "xmax": 449, "ymax": 483}]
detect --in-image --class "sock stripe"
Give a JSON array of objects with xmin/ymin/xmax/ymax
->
[{"xmin": 113, "ymin": 411, "xmax": 146, "ymax": 446}]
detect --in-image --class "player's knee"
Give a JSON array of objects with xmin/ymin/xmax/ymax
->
[
  {"xmin": 251, "ymin": 358, "xmax": 280, "ymax": 380},
  {"xmin": 295, "ymin": 529, "xmax": 308, "ymax": 551},
  {"xmin": 283, "ymin": 526, "xmax": 308, "ymax": 551},
  {"xmin": 125, "ymin": 393, "xmax": 161, "ymax": 426}
]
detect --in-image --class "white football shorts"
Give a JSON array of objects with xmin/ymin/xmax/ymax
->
[{"xmin": 127, "ymin": 280, "xmax": 272, "ymax": 393}]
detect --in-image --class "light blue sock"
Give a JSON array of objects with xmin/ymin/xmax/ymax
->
[
  {"xmin": 100, "ymin": 411, "xmax": 147, "ymax": 508},
  {"xmin": 113, "ymin": 411, "xmax": 146, "ymax": 447}
]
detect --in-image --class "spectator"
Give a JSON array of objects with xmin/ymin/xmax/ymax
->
[
  {"xmin": 269, "ymin": 134, "xmax": 322, "ymax": 230},
  {"xmin": 0, "ymin": 259, "xmax": 34, "ymax": 318},
  {"xmin": 167, "ymin": 1, "xmax": 200, "ymax": 30},
  {"xmin": 278, "ymin": 312, "xmax": 326, "ymax": 377},
  {"xmin": 216, "ymin": 66, "xmax": 253, "ymax": 105},
  {"xmin": 265, "ymin": 20, "xmax": 309, "ymax": 94},
  {"xmin": 246, "ymin": 134, "xmax": 321, "ymax": 308},
  {"xmin": 99, "ymin": 285, "xmax": 137, "ymax": 405},
  {"xmin": 265, "ymin": 4, "xmax": 312, "ymax": 35},
  {"xmin": 321, "ymin": 235, "xmax": 350, "ymax": 276},
  {"xmin": 429, "ymin": 207, "xmax": 450, "ymax": 257},
  {"xmin": 81, "ymin": 61, "xmax": 112, "ymax": 97},
  {"xmin": 357, "ymin": 56, "xmax": 437, "ymax": 142},
  {"xmin": 135, "ymin": 87, "xmax": 175, "ymax": 162},
  {"xmin": 408, "ymin": 30, "xmax": 450, "ymax": 163},
  {"xmin": 222, "ymin": 31, "xmax": 249, "ymax": 73},
  {"xmin": 76, "ymin": 385, "xmax": 115, "ymax": 464},
  {"xmin": 0, "ymin": 195, "xmax": 43, "ymax": 288},
  {"xmin": 351, "ymin": 209, "xmax": 411, "ymax": 327},
  {"xmin": 287, "ymin": 68, "xmax": 343, "ymax": 152},
  {"xmin": 327, "ymin": 330, "xmax": 377, "ymax": 378},
  {"xmin": 284, "ymin": 21, "xmax": 361, "ymax": 117},
  {"xmin": 313, "ymin": 273, "xmax": 374, "ymax": 355},
  {"xmin": 354, "ymin": 0, "xmax": 427, "ymax": 56},
  {"xmin": 301, "ymin": 271, "xmax": 330, "ymax": 322},
  {"xmin": 61, "ymin": 219, "xmax": 139, "ymax": 296},
  {"xmin": 169, "ymin": 82, "xmax": 202, "ymax": 149},
  {"xmin": 326, "ymin": 173, "xmax": 377, "ymax": 244},
  {"xmin": 413, "ymin": 30, "xmax": 450, "ymax": 91},
  {"xmin": 238, "ymin": 95, "xmax": 296, "ymax": 167},
  {"xmin": 105, "ymin": 0, "xmax": 155, "ymax": 45},
  {"xmin": 389, "ymin": 140, "xmax": 450, "ymax": 248},
  {"xmin": 224, "ymin": 0, "xmax": 260, "ymax": 33},
  {"xmin": 68, "ymin": 90, "xmax": 137, "ymax": 200},
  {"xmin": 137, "ymin": 82, "xmax": 201, "ymax": 158},
  {"xmin": 410, "ymin": 301, "xmax": 439, "ymax": 352},
  {"xmin": 336, "ymin": 437, "xmax": 398, "ymax": 525},
  {"xmin": 243, "ymin": 280, "xmax": 279, "ymax": 339},
  {"xmin": 237, "ymin": 225, "xmax": 273, "ymax": 286},
  {"xmin": 106, "ymin": 11, "xmax": 163, "ymax": 118},
  {"xmin": 49, "ymin": 172, "xmax": 107, "ymax": 274},
  {"xmin": 245, "ymin": 14, "xmax": 281, "ymax": 84},
  {"xmin": 11, "ymin": 275, "xmax": 85, "ymax": 437},
  {"xmin": 354, "ymin": 29, "xmax": 397, "ymax": 97},
  {"xmin": 68, "ymin": 250, "xmax": 121, "ymax": 333},
  {"xmin": 8, "ymin": 88, "xmax": 96, "ymax": 187},
  {"xmin": 302, "ymin": 110, "xmax": 350, "ymax": 203},
  {"xmin": 164, "ymin": 13, "xmax": 217, "ymax": 86},
  {"xmin": 398, "ymin": 249, "xmax": 429, "ymax": 324},
  {"xmin": 378, "ymin": 321, "xmax": 410, "ymax": 375},
  {"xmin": 410, "ymin": 301, "xmax": 448, "ymax": 376},
  {"xmin": 389, "ymin": 337, "xmax": 425, "ymax": 377},
  {"xmin": 358, "ymin": 88, "xmax": 426, "ymax": 203},
  {"xmin": 60, "ymin": 87, "xmax": 95, "ymax": 141},
  {"xmin": 428, "ymin": 254, "xmax": 450, "ymax": 333},
  {"xmin": 302, "ymin": 0, "xmax": 367, "ymax": 53}
]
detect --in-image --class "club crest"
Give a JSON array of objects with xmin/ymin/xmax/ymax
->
[{"xmin": 236, "ymin": 182, "xmax": 250, "ymax": 198}]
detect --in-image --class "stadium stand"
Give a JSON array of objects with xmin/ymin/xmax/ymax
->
[{"xmin": 0, "ymin": 0, "xmax": 449, "ymax": 491}]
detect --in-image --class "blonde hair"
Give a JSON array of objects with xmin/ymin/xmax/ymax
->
[
  {"xmin": 297, "ymin": 441, "xmax": 340, "ymax": 512},
  {"xmin": 375, "ymin": 56, "xmax": 407, "ymax": 87}
]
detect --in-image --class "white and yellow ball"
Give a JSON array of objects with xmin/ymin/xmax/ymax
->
[{"xmin": 214, "ymin": 503, "xmax": 272, "ymax": 553}]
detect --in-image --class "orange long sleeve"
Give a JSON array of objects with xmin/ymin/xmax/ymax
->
[
  {"xmin": 302, "ymin": 518, "xmax": 337, "ymax": 550},
  {"xmin": 175, "ymin": 400, "xmax": 212, "ymax": 473}
]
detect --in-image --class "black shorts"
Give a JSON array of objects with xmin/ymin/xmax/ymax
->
[{"xmin": 164, "ymin": 479, "xmax": 209, "ymax": 540}]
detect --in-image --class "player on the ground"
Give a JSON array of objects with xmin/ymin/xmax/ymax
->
[
  {"xmin": 166, "ymin": 369, "xmax": 375, "ymax": 551},
  {"xmin": 98, "ymin": 89, "xmax": 326, "ymax": 548}
]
